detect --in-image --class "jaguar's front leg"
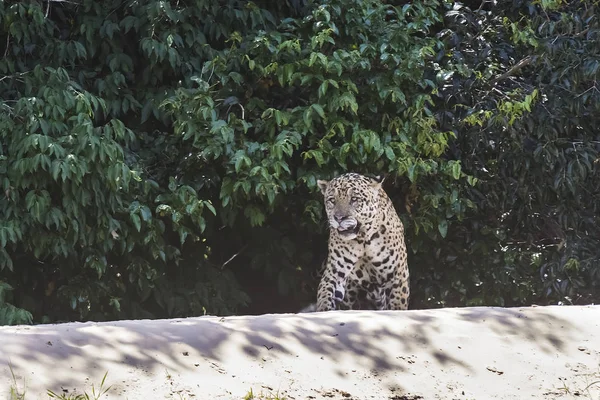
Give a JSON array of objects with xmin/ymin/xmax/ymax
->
[
  {"xmin": 339, "ymin": 275, "xmax": 361, "ymax": 310},
  {"xmin": 316, "ymin": 250, "xmax": 359, "ymax": 312}
]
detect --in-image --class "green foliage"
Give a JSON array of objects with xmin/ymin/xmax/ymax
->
[
  {"xmin": 0, "ymin": 282, "xmax": 32, "ymax": 325},
  {"xmin": 0, "ymin": 0, "xmax": 254, "ymax": 322},
  {"xmin": 422, "ymin": 0, "xmax": 600, "ymax": 307},
  {"xmin": 162, "ymin": 0, "xmax": 467, "ymax": 230},
  {"xmin": 0, "ymin": 0, "xmax": 598, "ymax": 323}
]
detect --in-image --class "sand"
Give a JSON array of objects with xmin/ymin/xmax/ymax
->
[{"xmin": 1, "ymin": 305, "xmax": 599, "ymax": 399}]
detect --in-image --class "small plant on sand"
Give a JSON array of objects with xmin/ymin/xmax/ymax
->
[
  {"xmin": 6, "ymin": 362, "xmax": 112, "ymax": 400},
  {"xmin": 46, "ymin": 371, "xmax": 112, "ymax": 400},
  {"xmin": 244, "ymin": 388, "xmax": 286, "ymax": 400},
  {"xmin": 558, "ymin": 374, "xmax": 600, "ymax": 400},
  {"xmin": 7, "ymin": 362, "xmax": 26, "ymax": 400}
]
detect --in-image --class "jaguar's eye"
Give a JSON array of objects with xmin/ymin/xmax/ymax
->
[
  {"xmin": 326, "ymin": 197, "xmax": 335, "ymax": 204},
  {"xmin": 350, "ymin": 196, "xmax": 359, "ymax": 204}
]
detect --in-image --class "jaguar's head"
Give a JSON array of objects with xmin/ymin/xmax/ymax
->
[{"xmin": 317, "ymin": 173, "xmax": 383, "ymax": 241}]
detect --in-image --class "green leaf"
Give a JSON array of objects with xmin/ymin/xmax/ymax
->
[
  {"xmin": 318, "ymin": 81, "xmax": 328, "ymax": 98},
  {"xmin": 407, "ymin": 164, "xmax": 417, "ymax": 182},
  {"xmin": 140, "ymin": 206, "xmax": 152, "ymax": 222},
  {"xmin": 303, "ymin": 107, "xmax": 313, "ymax": 128},
  {"xmin": 312, "ymin": 104, "xmax": 325, "ymax": 119},
  {"xmin": 245, "ymin": 205, "xmax": 266, "ymax": 226},
  {"xmin": 452, "ymin": 162, "xmax": 461, "ymax": 180},
  {"xmin": 109, "ymin": 298, "xmax": 121, "ymax": 312},
  {"xmin": 0, "ymin": 229, "xmax": 6, "ymax": 249},
  {"xmin": 131, "ymin": 214, "xmax": 141, "ymax": 232},
  {"xmin": 205, "ymin": 201, "xmax": 217, "ymax": 215},
  {"xmin": 384, "ymin": 147, "xmax": 395, "ymax": 161},
  {"xmin": 438, "ymin": 220, "xmax": 448, "ymax": 239}
]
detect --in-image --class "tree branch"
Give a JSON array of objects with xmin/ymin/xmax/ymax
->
[{"xmin": 490, "ymin": 56, "xmax": 535, "ymax": 85}]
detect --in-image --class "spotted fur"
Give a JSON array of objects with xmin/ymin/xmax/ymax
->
[{"xmin": 315, "ymin": 173, "xmax": 410, "ymax": 312}]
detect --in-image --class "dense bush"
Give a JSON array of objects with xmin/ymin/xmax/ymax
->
[
  {"xmin": 0, "ymin": 0, "xmax": 598, "ymax": 324},
  {"xmin": 422, "ymin": 0, "xmax": 600, "ymax": 307}
]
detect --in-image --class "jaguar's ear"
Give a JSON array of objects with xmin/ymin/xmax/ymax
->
[
  {"xmin": 370, "ymin": 175, "xmax": 385, "ymax": 189},
  {"xmin": 317, "ymin": 179, "xmax": 329, "ymax": 195},
  {"xmin": 373, "ymin": 175, "xmax": 385, "ymax": 185}
]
